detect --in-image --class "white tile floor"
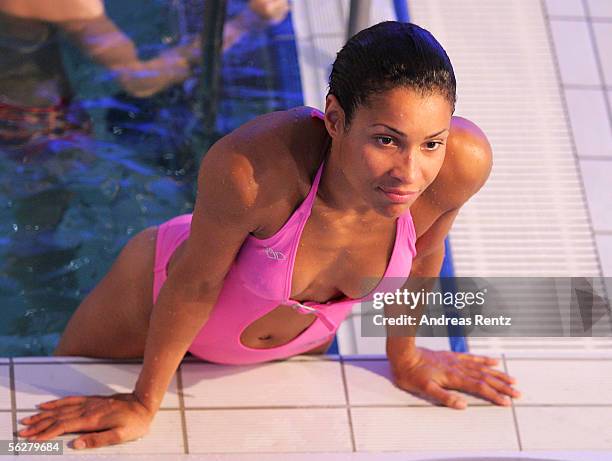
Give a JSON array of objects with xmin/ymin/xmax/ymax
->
[
  {"xmin": 185, "ymin": 408, "xmax": 352, "ymax": 454},
  {"xmin": 352, "ymin": 406, "xmax": 519, "ymax": 452},
  {"xmin": 516, "ymin": 407, "xmax": 612, "ymax": 450},
  {"xmin": 505, "ymin": 358, "xmax": 612, "ymax": 404},
  {"xmin": 563, "ymin": 88, "xmax": 612, "ymax": 158},
  {"xmin": 579, "ymin": 160, "xmax": 612, "ymax": 231},
  {"xmin": 13, "ymin": 362, "xmax": 181, "ymax": 410},
  {"xmin": 4, "ymin": 353, "xmax": 612, "ymax": 457},
  {"xmin": 545, "ymin": 0, "xmax": 585, "ymax": 16},
  {"xmin": 596, "ymin": 234, "xmax": 612, "ymax": 275},
  {"xmin": 5, "ymin": 0, "xmax": 612, "ymax": 459},
  {"xmin": 587, "ymin": 0, "xmax": 612, "ymax": 18},
  {"xmin": 0, "ymin": 366, "xmax": 11, "ymax": 410},
  {"xmin": 180, "ymin": 360, "xmax": 346, "ymax": 408},
  {"xmin": 549, "ymin": 20, "xmax": 600, "ymax": 85},
  {"xmin": 545, "ymin": 0, "xmax": 612, "ymax": 277}
]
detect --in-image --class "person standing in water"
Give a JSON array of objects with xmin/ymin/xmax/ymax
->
[
  {"xmin": 0, "ymin": 0, "xmax": 289, "ymax": 143},
  {"xmin": 0, "ymin": 0, "xmax": 289, "ymax": 337},
  {"xmin": 19, "ymin": 21, "xmax": 520, "ymax": 449}
]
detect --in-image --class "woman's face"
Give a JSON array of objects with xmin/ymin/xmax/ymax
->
[{"xmin": 326, "ymin": 87, "xmax": 453, "ymax": 217}]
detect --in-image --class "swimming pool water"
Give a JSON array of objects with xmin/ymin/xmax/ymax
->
[{"xmin": 0, "ymin": 0, "xmax": 303, "ymax": 356}]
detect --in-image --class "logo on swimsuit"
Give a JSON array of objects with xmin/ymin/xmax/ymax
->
[{"xmin": 265, "ymin": 247, "xmax": 286, "ymax": 261}]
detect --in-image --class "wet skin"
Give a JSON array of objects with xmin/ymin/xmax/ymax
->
[{"xmin": 19, "ymin": 88, "xmax": 520, "ymax": 449}]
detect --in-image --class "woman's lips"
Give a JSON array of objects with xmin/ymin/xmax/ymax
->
[{"xmin": 378, "ymin": 187, "xmax": 419, "ymax": 204}]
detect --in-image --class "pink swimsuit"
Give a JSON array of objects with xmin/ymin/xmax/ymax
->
[{"xmin": 152, "ymin": 111, "xmax": 418, "ymax": 365}]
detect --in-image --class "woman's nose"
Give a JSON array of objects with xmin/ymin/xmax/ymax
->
[{"xmin": 390, "ymin": 151, "xmax": 419, "ymax": 183}]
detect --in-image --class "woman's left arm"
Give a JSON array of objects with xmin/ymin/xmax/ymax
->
[
  {"xmin": 386, "ymin": 117, "xmax": 521, "ymax": 409},
  {"xmin": 386, "ymin": 241, "xmax": 520, "ymax": 410}
]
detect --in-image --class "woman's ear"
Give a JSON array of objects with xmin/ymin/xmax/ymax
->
[{"xmin": 324, "ymin": 94, "xmax": 346, "ymax": 138}]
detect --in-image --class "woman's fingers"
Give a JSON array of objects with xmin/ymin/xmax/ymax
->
[
  {"xmin": 19, "ymin": 408, "xmax": 84, "ymax": 438},
  {"xmin": 20, "ymin": 405, "xmax": 83, "ymax": 426},
  {"xmin": 36, "ymin": 395, "xmax": 89, "ymax": 409},
  {"xmin": 457, "ymin": 376, "xmax": 512, "ymax": 406},
  {"xmin": 462, "ymin": 360, "xmax": 517, "ymax": 385},
  {"xmin": 24, "ymin": 413, "xmax": 103, "ymax": 442},
  {"xmin": 420, "ymin": 381, "xmax": 467, "ymax": 410},
  {"xmin": 463, "ymin": 367, "xmax": 521, "ymax": 399},
  {"xmin": 72, "ymin": 429, "xmax": 125, "ymax": 450},
  {"xmin": 18, "ymin": 418, "xmax": 57, "ymax": 438}
]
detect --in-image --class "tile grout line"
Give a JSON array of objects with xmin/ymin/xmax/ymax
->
[
  {"xmin": 574, "ymin": 155, "xmax": 612, "ymax": 161},
  {"xmin": 8, "ymin": 357, "xmax": 19, "ymax": 454},
  {"xmin": 541, "ymin": 0, "xmax": 607, "ymax": 280},
  {"xmin": 502, "ymin": 353, "xmax": 523, "ymax": 451},
  {"xmin": 564, "ymin": 83, "xmax": 612, "ymax": 91},
  {"xmin": 3, "ymin": 402, "xmax": 612, "ymax": 410},
  {"xmin": 176, "ymin": 402, "xmax": 612, "ymax": 408},
  {"xmin": 547, "ymin": 14, "xmax": 612, "ymax": 23},
  {"xmin": 176, "ymin": 362, "xmax": 189, "ymax": 454},
  {"xmin": 582, "ymin": 0, "xmax": 612, "ymax": 132},
  {"xmin": 339, "ymin": 355, "xmax": 357, "ymax": 452}
]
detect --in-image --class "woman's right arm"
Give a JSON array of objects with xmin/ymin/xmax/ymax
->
[
  {"xmin": 133, "ymin": 139, "xmax": 266, "ymax": 413},
  {"xmin": 20, "ymin": 137, "xmax": 267, "ymax": 449}
]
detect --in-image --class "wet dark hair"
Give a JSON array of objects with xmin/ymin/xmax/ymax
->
[{"xmin": 328, "ymin": 21, "xmax": 456, "ymax": 129}]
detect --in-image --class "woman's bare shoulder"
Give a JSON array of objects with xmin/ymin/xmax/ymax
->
[
  {"xmin": 196, "ymin": 106, "xmax": 326, "ymax": 224},
  {"xmin": 216, "ymin": 106, "xmax": 324, "ymax": 176},
  {"xmin": 423, "ymin": 115, "xmax": 492, "ymax": 212}
]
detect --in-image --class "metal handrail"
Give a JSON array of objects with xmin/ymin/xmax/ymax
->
[{"xmin": 197, "ymin": 0, "xmax": 227, "ymax": 160}]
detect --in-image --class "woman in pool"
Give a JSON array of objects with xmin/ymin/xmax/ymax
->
[{"xmin": 18, "ymin": 21, "xmax": 520, "ymax": 449}]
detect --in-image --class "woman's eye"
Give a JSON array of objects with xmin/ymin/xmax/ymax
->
[
  {"xmin": 424, "ymin": 141, "xmax": 443, "ymax": 151},
  {"xmin": 376, "ymin": 136, "xmax": 394, "ymax": 146}
]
